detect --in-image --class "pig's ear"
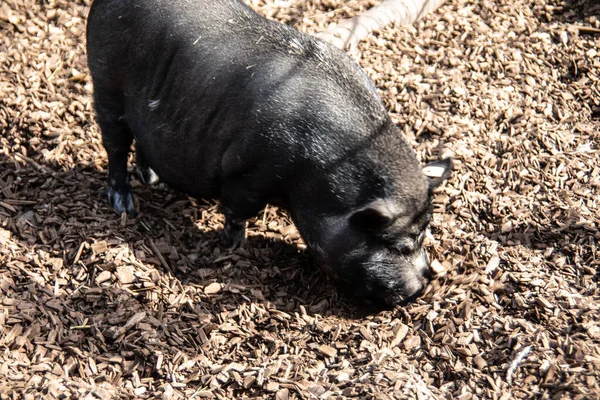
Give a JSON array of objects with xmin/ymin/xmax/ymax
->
[
  {"xmin": 350, "ymin": 199, "xmax": 396, "ymax": 231},
  {"xmin": 423, "ymin": 158, "xmax": 453, "ymax": 189}
]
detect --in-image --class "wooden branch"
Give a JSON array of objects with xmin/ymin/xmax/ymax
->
[
  {"xmin": 316, "ymin": 0, "xmax": 446, "ymax": 50},
  {"xmin": 570, "ymin": 24, "xmax": 600, "ymax": 35}
]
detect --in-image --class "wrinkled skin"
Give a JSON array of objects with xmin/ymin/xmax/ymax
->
[{"xmin": 86, "ymin": 0, "xmax": 451, "ymax": 307}]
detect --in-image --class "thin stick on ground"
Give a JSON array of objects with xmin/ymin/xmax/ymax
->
[{"xmin": 506, "ymin": 346, "xmax": 532, "ymax": 385}]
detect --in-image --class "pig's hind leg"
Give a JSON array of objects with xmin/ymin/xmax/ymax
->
[
  {"xmin": 94, "ymin": 93, "xmax": 135, "ymax": 215},
  {"xmin": 135, "ymin": 143, "xmax": 160, "ymax": 185}
]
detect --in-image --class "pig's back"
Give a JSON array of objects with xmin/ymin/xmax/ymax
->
[{"xmin": 87, "ymin": 0, "xmax": 389, "ymax": 200}]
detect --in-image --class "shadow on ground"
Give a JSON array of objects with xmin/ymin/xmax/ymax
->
[{"xmin": 0, "ymin": 152, "xmax": 384, "ymax": 320}]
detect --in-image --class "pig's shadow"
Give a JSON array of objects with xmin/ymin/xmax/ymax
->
[{"xmin": 0, "ymin": 153, "xmax": 379, "ymax": 319}]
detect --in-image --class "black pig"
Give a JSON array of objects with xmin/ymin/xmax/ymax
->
[{"xmin": 86, "ymin": 0, "xmax": 451, "ymax": 307}]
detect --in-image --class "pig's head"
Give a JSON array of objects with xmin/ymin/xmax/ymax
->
[{"xmin": 294, "ymin": 155, "xmax": 452, "ymax": 308}]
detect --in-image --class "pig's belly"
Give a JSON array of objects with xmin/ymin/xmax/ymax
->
[{"xmin": 126, "ymin": 109, "xmax": 222, "ymax": 200}]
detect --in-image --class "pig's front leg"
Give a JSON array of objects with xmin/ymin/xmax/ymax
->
[
  {"xmin": 95, "ymin": 93, "xmax": 135, "ymax": 216},
  {"xmin": 220, "ymin": 208, "xmax": 248, "ymax": 248}
]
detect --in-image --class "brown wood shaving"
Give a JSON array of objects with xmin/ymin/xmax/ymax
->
[{"xmin": 0, "ymin": 0, "xmax": 598, "ymax": 399}]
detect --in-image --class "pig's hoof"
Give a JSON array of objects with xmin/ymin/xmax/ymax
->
[
  {"xmin": 107, "ymin": 187, "xmax": 135, "ymax": 216},
  {"xmin": 220, "ymin": 223, "xmax": 245, "ymax": 249},
  {"xmin": 136, "ymin": 165, "xmax": 160, "ymax": 185}
]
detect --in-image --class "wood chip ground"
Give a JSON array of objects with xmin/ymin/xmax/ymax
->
[{"xmin": 1, "ymin": 0, "xmax": 599, "ymax": 399}]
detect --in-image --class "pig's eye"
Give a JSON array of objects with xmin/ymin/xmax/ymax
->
[{"xmin": 394, "ymin": 241, "xmax": 414, "ymax": 256}]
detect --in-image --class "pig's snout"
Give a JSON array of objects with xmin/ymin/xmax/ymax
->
[
  {"xmin": 367, "ymin": 249, "xmax": 432, "ymax": 308},
  {"xmin": 380, "ymin": 275, "xmax": 428, "ymax": 307}
]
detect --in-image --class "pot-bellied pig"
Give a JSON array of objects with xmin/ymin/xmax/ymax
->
[{"xmin": 86, "ymin": 0, "xmax": 452, "ymax": 307}]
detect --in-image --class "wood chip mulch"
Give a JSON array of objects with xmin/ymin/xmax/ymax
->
[{"xmin": 1, "ymin": 0, "xmax": 598, "ymax": 399}]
